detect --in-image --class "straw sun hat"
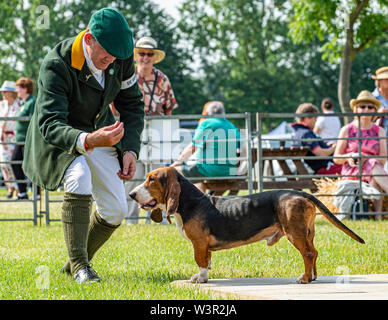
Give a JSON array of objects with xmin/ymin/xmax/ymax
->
[
  {"xmin": 134, "ymin": 37, "xmax": 165, "ymax": 64},
  {"xmin": 371, "ymin": 66, "xmax": 388, "ymax": 80},
  {"xmin": 0, "ymin": 80, "xmax": 17, "ymax": 92},
  {"xmin": 349, "ymin": 90, "xmax": 381, "ymax": 112}
]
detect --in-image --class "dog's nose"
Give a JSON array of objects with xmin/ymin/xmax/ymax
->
[{"xmin": 129, "ymin": 192, "xmax": 136, "ymax": 200}]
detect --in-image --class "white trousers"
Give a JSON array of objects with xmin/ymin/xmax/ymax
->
[{"xmin": 63, "ymin": 147, "xmax": 127, "ymax": 226}]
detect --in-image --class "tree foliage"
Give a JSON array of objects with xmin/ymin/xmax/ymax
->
[
  {"xmin": 0, "ymin": 0, "xmax": 206, "ymax": 113},
  {"xmin": 289, "ymin": 0, "xmax": 388, "ymax": 113},
  {"xmin": 3, "ymin": 0, "xmax": 388, "ymax": 130},
  {"xmin": 177, "ymin": 0, "xmax": 345, "ymax": 129}
]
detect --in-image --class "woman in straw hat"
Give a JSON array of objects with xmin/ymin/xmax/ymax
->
[
  {"xmin": 0, "ymin": 81, "xmax": 20, "ymax": 199},
  {"xmin": 124, "ymin": 36, "xmax": 178, "ymax": 225},
  {"xmin": 133, "ymin": 36, "xmax": 178, "ymax": 116},
  {"xmin": 334, "ymin": 90, "xmax": 388, "ymax": 220}
]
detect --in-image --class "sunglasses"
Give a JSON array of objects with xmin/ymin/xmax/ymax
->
[
  {"xmin": 358, "ymin": 105, "xmax": 376, "ymax": 110},
  {"xmin": 137, "ymin": 52, "xmax": 154, "ymax": 57}
]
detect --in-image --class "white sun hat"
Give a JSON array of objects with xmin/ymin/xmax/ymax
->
[{"xmin": 0, "ymin": 80, "xmax": 17, "ymax": 92}]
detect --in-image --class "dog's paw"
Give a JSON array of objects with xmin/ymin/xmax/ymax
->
[
  {"xmin": 190, "ymin": 273, "xmax": 208, "ymax": 283},
  {"xmin": 296, "ymin": 274, "xmax": 311, "ymax": 284}
]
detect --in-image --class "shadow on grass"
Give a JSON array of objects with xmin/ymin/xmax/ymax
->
[{"xmin": 109, "ymin": 269, "xmax": 192, "ymax": 284}]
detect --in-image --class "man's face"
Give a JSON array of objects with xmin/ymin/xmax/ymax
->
[
  {"xmin": 300, "ymin": 116, "xmax": 316, "ymax": 129},
  {"xmin": 84, "ymin": 33, "xmax": 116, "ymax": 70},
  {"xmin": 379, "ymin": 79, "xmax": 388, "ymax": 90}
]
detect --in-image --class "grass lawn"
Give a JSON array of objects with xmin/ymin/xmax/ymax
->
[{"xmin": 0, "ymin": 189, "xmax": 387, "ymax": 300}]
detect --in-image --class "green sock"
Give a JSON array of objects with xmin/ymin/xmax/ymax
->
[
  {"xmin": 61, "ymin": 192, "xmax": 92, "ymax": 275},
  {"xmin": 62, "ymin": 210, "xmax": 119, "ymax": 273},
  {"xmin": 87, "ymin": 210, "xmax": 120, "ymax": 261}
]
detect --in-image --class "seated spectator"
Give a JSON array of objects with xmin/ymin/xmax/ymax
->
[
  {"xmin": 291, "ymin": 103, "xmax": 342, "ymax": 174},
  {"xmin": 171, "ymin": 101, "xmax": 241, "ymax": 192},
  {"xmin": 313, "ymin": 97, "xmax": 341, "ymax": 143},
  {"xmin": 334, "ymin": 90, "xmax": 388, "ymax": 220}
]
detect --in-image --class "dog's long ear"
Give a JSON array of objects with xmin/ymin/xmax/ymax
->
[
  {"xmin": 150, "ymin": 208, "xmax": 163, "ymax": 223},
  {"xmin": 164, "ymin": 168, "xmax": 181, "ymax": 224}
]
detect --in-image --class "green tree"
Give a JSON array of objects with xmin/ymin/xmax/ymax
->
[
  {"xmin": 289, "ymin": 0, "xmax": 388, "ymax": 114},
  {"xmin": 0, "ymin": 0, "xmax": 206, "ymax": 112},
  {"xmin": 177, "ymin": 0, "xmax": 346, "ymax": 129}
]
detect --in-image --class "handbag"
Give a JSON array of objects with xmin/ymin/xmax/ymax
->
[
  {"xmin": 376, "ymin": 116, "xmax": 384, "ymax": 128},
  {"xmin": 351, "ymin": 189, "xmax": 369, "ymax": 220}
]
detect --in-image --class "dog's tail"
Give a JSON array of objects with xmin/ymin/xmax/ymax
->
[{"xmin": 302, "ymin": 192, "xmax": 365, "ymax": 244}]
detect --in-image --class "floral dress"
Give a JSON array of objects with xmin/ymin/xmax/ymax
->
[
  {"xmin": 341, "ymin": 122, "xmax": 387, "ymax": 182},
  {"xmin": 0, "ymin": 99, "xmax": 20, "ymax": 187}
]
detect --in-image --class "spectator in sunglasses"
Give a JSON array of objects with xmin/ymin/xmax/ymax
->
[
  {"xmin": 133, "ymin": 36, "xmax": 177, "ymax": 116},
  {"xmin": 334, "ymin": 90, "xmax": 388, "ymax": 220},
  {"xmin": 124, "ymin": 36, "xmax": 178, "ymax": 225}
]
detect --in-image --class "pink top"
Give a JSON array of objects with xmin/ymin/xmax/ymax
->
[{"xmin": 341, "ymin": 122, "xmax": 386, "ymax": 182}]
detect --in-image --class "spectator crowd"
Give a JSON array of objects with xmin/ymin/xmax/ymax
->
[{"xmin": 1, "ymin": 43, "xmax": 387, "ymax": 221}]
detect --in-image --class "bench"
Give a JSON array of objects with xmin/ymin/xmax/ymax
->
[
  {"xmin": 202, "ymin": 146, "xmax": 317, "ymax": 195},
  {"xmin": 262, "ymin": 147, "xmax": 317, "ymax": 192}
]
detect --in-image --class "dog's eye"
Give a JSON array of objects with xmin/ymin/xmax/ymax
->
[{"xmin": 148, "ymin": 177, "xmax": 154, "ymax": 183}]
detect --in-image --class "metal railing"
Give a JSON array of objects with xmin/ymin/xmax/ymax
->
[
  {"xmin": 40, "ymin": 113, "xmax": 253, "ymax": 224},
  {"xmin": 2, "ymin": 111, "xmax": 387, "ymax": 224},
  {"xmin": 0, "ymin": 116, "xmax": 42, "ymax": 225},
  {"xmin": 256, "ymin": 111, "xmax": 388, "ymax": 218}
]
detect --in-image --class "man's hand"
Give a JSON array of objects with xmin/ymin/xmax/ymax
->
[
  {"xmin": 85, "ymin": 121, "xmax": 124, "ymax": 150},
  {"xmin": 117, "ymin": 151, "xmax": 136, "ymax": 180}
]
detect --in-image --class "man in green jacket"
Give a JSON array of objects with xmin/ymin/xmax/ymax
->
[{"xmin": 23, "ymin": 8, "xmax": 145, "ymax": 283}]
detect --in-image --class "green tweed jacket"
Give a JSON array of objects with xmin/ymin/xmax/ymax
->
[{"xmin": 23, "ymin": 30, "xmax": 145, "ymax": 191}]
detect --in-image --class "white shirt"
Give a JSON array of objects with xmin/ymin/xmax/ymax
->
[
  {"xmin": 76, "ymin": 36, "xmax": 106, "ymax": 155},
  {"xmin": 315, "ymin": 110, "xmax": 341, "ymax": 143},
  {"xmin": 82, "ymin": 36, "xmax": 105, "ymax": 89}
]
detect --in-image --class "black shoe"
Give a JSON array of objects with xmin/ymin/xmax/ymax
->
[
  {"xmin": 6, "ymin": 191, "xmax": 13, "ymax": 199},
  {"xmin": 74, "ymin": 266, "xmax": 101, "ymax": 284}
]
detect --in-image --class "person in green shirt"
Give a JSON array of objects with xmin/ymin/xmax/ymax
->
[
  {"xmin": 171, "ymin": 101, "xmax": 241, "ymax": 193},
  {"xmin": 12, "ymin": 78, "xmax": 37, "ymax": 200},
  {"xmin": 22, "ymin": 8, "xmax": 144, "ymax": 284}
]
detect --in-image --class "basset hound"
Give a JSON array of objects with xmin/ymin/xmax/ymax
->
[{"xmin": 129, "ymin": 167, "xmax": 365, "ymax": 284}]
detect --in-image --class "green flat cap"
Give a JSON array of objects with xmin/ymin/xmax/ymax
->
[{"xmin": 89, "ymin": 8, "xmax": 133, "ymax": 59}]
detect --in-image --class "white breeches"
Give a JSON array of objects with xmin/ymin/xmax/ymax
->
[{"xmin": 63, "ymin": 147, "xmax": 127, "ymax": 225}]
